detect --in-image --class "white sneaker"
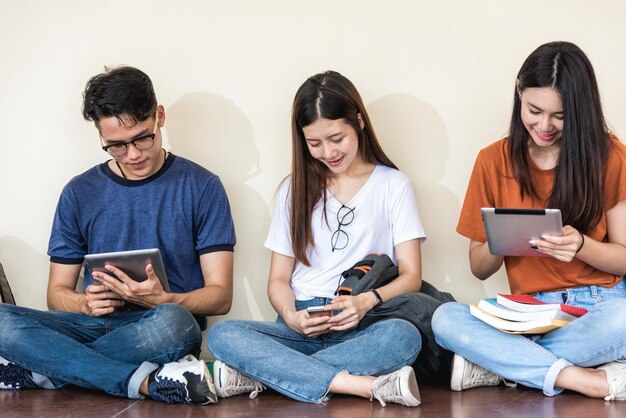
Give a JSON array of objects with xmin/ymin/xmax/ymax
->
[
  {"xmin": 371, "ymin": 366, "xmax": 421, "ymax": 407},
  {"xmin": 450, "ymin": 354, "xmax": 504, "ymax": 391},
  {"xmin": 598, "ymin": 359, "xmax": 626, "ymax": 401},
  {"xmin": 147, "ymin": 355, "xmax": 217, "ymax": 405},
  {"xmin": 213, "ymin": 360, "xmax": 265, "ymax": 399}
]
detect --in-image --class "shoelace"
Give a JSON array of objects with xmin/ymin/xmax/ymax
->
[
  {"xmin": 604, "ymin": 379, "xmax": 626, "ymax": 402},
  {"xmin": 467, "ymin": 364, "xmax": 500, "ymax": 386},
  {"xmin": 604, "ymin": 362, "xmax": 626, "ymax": 401},
  {"xmin": 371, "ymin": 374, "xmax": 401, "ymax": 407},
  {"xmin": 225, "ymin": 370, "xmax": 266, "ymax": 399}
]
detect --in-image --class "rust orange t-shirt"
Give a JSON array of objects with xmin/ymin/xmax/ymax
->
[{"xmin": 457, "ymin": 135, "xmax": 626, "ymax": 294}]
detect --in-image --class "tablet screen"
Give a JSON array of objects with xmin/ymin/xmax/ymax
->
[
  {"xmin": 84, "ymin": 248, "xmax": 170, "ymax": 291},
  {"xmin": 481, "ymin": 208, "xmax": 563, "ymax": 257}
]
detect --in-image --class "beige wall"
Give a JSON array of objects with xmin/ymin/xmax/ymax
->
[{"xmin": 1, "ymin": 1, "xmax": 625, "ymax": 325}]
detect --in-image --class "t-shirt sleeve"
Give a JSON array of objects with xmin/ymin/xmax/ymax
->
[
  {"xmin": 605, "ymin": 137, "xmax": 626, "ymax": 210},
  {"xmin": 389, "ymin": 173, "xmax": 427, "ymax": 245},
  {"xmin": 47, "ymin": 185, "xmax": 87, "ymax": 264},
  {"xmin": 264, "ymin": 179, "xmax": 295, "ymax": 257},
  {"xmin": 196, "ymin": 176, "xmax": 236, "ymax": 254},
  {"xmin": 457, "ymin": 149, "xmax": 494, "ymax": 243}
]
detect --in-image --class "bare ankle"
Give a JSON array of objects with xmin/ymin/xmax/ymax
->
[{"xmin": 556, "ymin": 366, "xmax": 608, "ymax": 398}]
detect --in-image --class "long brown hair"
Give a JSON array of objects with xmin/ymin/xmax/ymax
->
[
  {"xmin": 508, "ymin": 42, "xmax": 609, "ymax": 233},
  {"xmin": 290, "ymin": 71, "xmax": 396, "ymax": 265}
]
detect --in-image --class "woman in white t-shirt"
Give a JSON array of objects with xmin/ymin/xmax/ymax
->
[{"xmin": 208, "ymin": 71, "xmax": 425, "ymax": 406}]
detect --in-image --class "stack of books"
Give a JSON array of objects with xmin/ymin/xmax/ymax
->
[{"xmin": 470, "ymin": 294, "xmax": 587, "ymax": 334}]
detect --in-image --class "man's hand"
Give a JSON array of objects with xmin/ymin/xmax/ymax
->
[
  {"xmin": 83, "ymin": 283, "xmax": 125, "ymax": 316},
  {"xmin": 91, "ymin": 264, "xmax": 169, "ymax": 309}
]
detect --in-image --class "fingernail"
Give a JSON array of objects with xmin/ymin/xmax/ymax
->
[{"xmin": 539, "ymin": 235, "xmax": 546, "ymax": 240}]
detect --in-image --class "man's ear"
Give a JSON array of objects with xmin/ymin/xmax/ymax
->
[{"xmin": 156, "ymin": 104, "xmax": 166, "ymax": 127}]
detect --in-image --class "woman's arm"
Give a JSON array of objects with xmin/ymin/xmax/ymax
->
[
  {"xmin": 328, "ymin": 238, "xmax": 423, "ymax": 331},
  {"xmin": 374, "ymin": 238, "xmax": 422, "ymax": 301},
  {"xmin": 468, "ymin": 240, "xmax": 505, "ymax": 280},
  {"xmin": 536, "ymin": 200, "xmax": 626, "ymax": 275},
  {"xmin": 267, "ymin": 251, "xmax": 333, "ymax": 336}
]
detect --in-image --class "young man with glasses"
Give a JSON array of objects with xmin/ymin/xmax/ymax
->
[{"xmin": 0, "ymin": 67, "xmax": 235, "ymax": 405}]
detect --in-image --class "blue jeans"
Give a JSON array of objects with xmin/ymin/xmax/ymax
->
[
  {"xmin": 432, "ymin": 280, "xmax": 626, "ymax": 396},
  {"xmin": 0, "ymin": 303, "xmax": 201, "ymax": 398},
  {"xmin": 207, "ymin": 297, "xmax": 421, "ymax": 403}
]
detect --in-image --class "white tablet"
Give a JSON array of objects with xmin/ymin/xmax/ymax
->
[
  {"xmin": 84, "ymin": 248, "xmax": 170, "ymax": 291},
  {"xmin": 481, "ymin": 208, "xmax": 563, "ymax": 257}
]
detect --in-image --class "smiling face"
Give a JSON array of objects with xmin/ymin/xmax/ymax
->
[
  {"xmin": 520, "ymin": 87, "xmax": 564, "ymax": 149},
  {"xmin": 302, "ymin": 117, "xmax": 363, "ymax": 175},
  {"xmin": 98, "ymin": 106, "xmax": 165, "ymax": 180}
]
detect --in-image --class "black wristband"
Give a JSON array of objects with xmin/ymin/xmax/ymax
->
[
  {"xmin": 575, "ymin": 232, "xmax": 585, "ymax": 254},
  {"xmin": 370, "ymin": 288, "xmax": 384, "ymax": 308}
]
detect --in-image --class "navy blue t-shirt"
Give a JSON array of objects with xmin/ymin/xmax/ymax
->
[{"xmin": 48, "ymin": 154, "xmax": 236, "ymax": 296}]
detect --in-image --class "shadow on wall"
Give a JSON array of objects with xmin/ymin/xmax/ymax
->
[
  {"xmin": 0, "ymin": 235, "xmax": 49, "ymax": 310},
  {"xmin": 166, "ymin": 93, "xmax": 274, "ymax": 325},
  {"xmin": 368, "ymin": 93, "xmax": 491, "ymax": 303}
]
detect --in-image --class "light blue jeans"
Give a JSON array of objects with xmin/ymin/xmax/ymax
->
[
  {"xmin": 207, "ymin": 297, "xmax": 421, "ymax": 403},
  {"xmin": 0, "ymin": 303, "xmax": 201, "ymax": 398},
  {"xmin": 432, "ymin": 280, "xmax": 626, "ymax": 396}
]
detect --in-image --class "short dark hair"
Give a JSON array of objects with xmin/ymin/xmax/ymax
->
[
  {"xmin": 508, "ymin": 41, "xmax": 608, "ymax": 233},
  {"xmin": 82, "ymin": 66, "xmax": 157, "ymax": 125}
]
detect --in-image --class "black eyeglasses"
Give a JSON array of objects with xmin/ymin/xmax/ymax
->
[
  {"xmin": 99, "ymin": 114, "xmax": 159, "ymax": 157},
  {"xmin": 331, "ymin": 205, "xmax": 355, "ymax": 252}
]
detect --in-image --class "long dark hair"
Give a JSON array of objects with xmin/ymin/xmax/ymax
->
[
  {"xmin": 290, "ymin": 71, "xmax": 396, "ymax": 265},
  {"xmin": 508, "ymin": 41, "xmax": 609, "ymax": 233}
]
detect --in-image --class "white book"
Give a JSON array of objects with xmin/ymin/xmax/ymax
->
[
  {"xmin": 478, "ymin": 298, "xmax": 578, "ymax": 322},
  {"xmin": 470, "ymin": 304, "xmax": 570, "ymax": 334}
]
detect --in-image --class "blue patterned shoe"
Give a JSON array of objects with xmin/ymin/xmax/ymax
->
[
  {"xmin": 148, "ymin": 355, "xmax": 217, "ymax": 405},
  {"xmin": 0, "ymin": 356, "xmax": 37, "ymax": 390}
]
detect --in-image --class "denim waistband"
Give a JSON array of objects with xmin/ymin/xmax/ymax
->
[{"xmin": 534, "ymin": 278, "xmax": 626, "ymax": 309}]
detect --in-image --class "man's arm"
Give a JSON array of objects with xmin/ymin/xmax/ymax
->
[
  {"xmin": 47, "ymin": 262, "xmax": 84, "ymax": 312},
  {"xmin": 168, "ymin": 251, "xmax": 233, "ymax": 315},
  {"xmin": 93, "ymin": 250, "xmax": 233, "ymax": 316},
  {"xmin": 48, "ymin": 262, "xmax": 125, "ymax": 315}
]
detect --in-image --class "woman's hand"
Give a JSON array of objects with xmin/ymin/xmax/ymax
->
[
  {"xmin": 283, "ymin": 307, "xmax": 334, "ymax": 337},
  {"xmin": 326, "ymin": 293, "xmax": 376, "ymax": 332},
  {"xmin": 530, "ymin": 225, "xmax": 584, "ymax": 262}
]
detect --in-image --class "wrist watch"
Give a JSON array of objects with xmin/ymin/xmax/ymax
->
[{"xmin": 369, "ymin": 288, "xmax": 384, "ymax": 309}]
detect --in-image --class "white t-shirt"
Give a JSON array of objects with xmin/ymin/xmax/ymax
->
[{"xmin": 265, "ymin": 165, "xmax": 426, "ymax": 300}]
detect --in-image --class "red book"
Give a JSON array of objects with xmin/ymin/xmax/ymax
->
[{"xmin": 496, "ymin": 294, "xmax": 587, "ymax": 317}]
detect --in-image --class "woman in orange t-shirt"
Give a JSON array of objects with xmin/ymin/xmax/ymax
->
[{"xmin": 433, "ymin": 41, "xmax": 626, "ymax": 401}]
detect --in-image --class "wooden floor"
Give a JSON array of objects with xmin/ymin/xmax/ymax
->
[{"xmin": 2, "ymin": 383, "xmax": 625, "ymax": 418}]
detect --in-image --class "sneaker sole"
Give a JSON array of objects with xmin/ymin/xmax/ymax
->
[
  {"xmin": 400, "ymin": 367, "xmax": 421, "ymax": 407},
  {"xmin": 450, "ymin": 354, "xmax": 465, "ymax": 392},
  {"xmin": 213, "ymin": 360, "xmax": 229, "ymax": 398}
]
